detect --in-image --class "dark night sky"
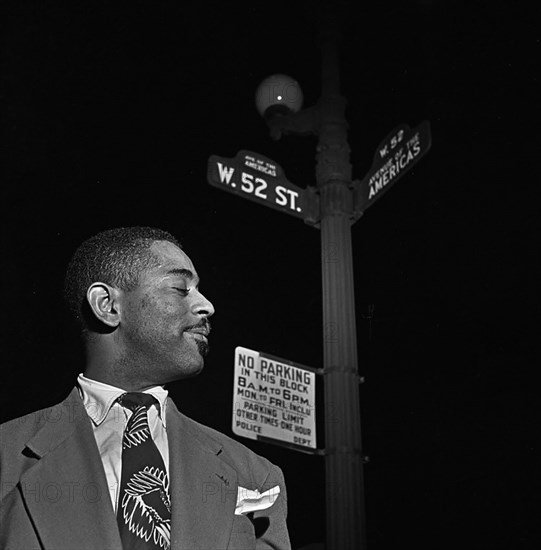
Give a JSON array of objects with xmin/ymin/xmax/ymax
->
[{"xmin": 2, "ymin": 1, "xmax": 539, "ymax": 549}]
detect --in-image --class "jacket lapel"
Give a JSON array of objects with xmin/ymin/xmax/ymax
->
[
  {"xmin": 167, "ymin": 400, "xmax": 238, "ymax": 550},
  {"xmin": 20, "ymin": 388, "xmax": 123, "ymax": 550}
]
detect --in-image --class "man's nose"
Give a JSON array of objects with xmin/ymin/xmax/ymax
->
[{"xmin": 191, "ymin": 290, "xmax": 215, "ymax": 317}]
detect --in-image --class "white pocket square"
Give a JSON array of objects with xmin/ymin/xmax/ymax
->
[{"xmin": 235, "ymin": 485, "xmax": 281, "ymax": 515}]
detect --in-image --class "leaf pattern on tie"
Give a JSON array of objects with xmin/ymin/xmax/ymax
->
[
  {"xmin": 123, "ymin": 406, "xmax": 151, "ymax": 449},
  {"xmin": 121, "ymin": 466, "xmax": 171, "ymax": 550}
]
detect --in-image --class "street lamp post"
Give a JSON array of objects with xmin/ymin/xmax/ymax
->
[
  {"xmin": 257, "ymin": 27, "xmax": 366, "ymax": 550},
  {"xmin": 317, "ymin": 31, "xmax": 366, "ymax": 550}
]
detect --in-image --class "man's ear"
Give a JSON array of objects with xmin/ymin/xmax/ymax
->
[{"xmin": 86, "ymin": 283, "xmax": 122, "ymax": 328}]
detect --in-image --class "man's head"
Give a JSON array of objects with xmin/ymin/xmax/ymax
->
[{"xmin": 64, "ymin": 226, "xmax": 215, "ymax": 388}]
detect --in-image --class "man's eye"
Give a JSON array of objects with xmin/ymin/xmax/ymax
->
[{"xmin": 173, "ymin": 287, "xmax": 190, "ymax": 295}]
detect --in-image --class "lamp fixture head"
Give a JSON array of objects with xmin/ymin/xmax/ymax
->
[{"xmin": 255, "ymin": 74, "xmax": 303, "ymax": 119}]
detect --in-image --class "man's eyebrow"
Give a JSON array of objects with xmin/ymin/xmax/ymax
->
[{"xmin": 165, "ymin": 268, "xmax": 200, "ymax": 284}]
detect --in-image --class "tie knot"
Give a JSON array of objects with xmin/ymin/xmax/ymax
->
[{"xmin": 119, "ymin": 392, "xmax": 157, "ymax": 412}]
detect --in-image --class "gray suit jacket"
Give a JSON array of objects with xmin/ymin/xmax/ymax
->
[{"xmin": 0, "ymin": 388, "xmax": 291, "ymax": 549}]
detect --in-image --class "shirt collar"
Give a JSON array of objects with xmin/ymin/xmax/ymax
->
[{"xmin": 77, "ymin": 373, "xmax": 169, "ymax": 428}]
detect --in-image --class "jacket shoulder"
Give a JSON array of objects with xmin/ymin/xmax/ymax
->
[
  {"xmin": 0, "ymin": 392, "xmax": 78, "ymax": 478},
  {"xmin": 0, "ymin": 404, "xmax": 59, "ymax": 500},
  {"xmin": 1, "ymin": 404, "xmax": 61, "ymax": 448}
]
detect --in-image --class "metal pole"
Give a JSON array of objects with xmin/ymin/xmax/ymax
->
[{"xmin": 316, "ymin": 28, "xmax": 367, "ymax": 550}]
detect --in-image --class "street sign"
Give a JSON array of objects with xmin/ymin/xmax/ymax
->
[
  {"xmin": 207, "ymin": 150, "xmax": 307, "ymax": 219},
  {"xmin": 353, "ymin": 120, "xmax": 432, "ymax": 212},
  {"xmin": 232, "ymin": 346, "xmax": 318, "ymax": 452}
]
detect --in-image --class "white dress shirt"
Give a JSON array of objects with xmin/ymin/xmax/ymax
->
[{"xmin": 77, "ymin": 373, "xmax": 170, "ymax": 512}]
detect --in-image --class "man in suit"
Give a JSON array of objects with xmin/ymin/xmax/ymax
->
[{"xmin": 0, "ymin": 226, "xmax": 291, "ymax": 550}]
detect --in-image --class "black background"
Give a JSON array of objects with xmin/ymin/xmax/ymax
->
[{"xmin": 2, "ymin": 1, "xmax": 539, "ymax": 549}]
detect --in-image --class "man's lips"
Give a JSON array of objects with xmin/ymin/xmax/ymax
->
[
  {"xmin": 185, "ymin": 326, "xmax": 210, "ymax": 339},
  {"xmin": 186, "ymin": 331, "xmax": 208, "ymax": 340},
  {"xmin": 184, "ymin": 320, "xmax": 211, "ymax": 344}
]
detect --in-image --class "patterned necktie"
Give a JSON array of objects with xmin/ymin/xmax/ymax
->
[{"xmin": 117, "ymin": 392, "xmax": 171, "ymax": 550}]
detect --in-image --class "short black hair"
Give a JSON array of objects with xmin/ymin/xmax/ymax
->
[{"xmin": 64, "ymin": 226, "xmax": 181, "ymax": 331}]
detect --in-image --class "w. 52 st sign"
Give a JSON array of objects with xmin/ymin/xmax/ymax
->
[
  {"xmin": 208, "ymin": 121, "xmax": 430, "ymax": 222},
  {"xmin": 207, "ymin": 150, "xmax": 307, "ymax": 219}
]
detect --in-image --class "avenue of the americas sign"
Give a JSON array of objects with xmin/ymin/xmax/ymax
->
[
  {"xmin": 232, "ymin": 346, "xmax": 317, "ymax": 451},
  {"xmin": 207, "ymin": 150, "xmax": 306, "ymax": 219},
  {"xmin": 354, "ymin": 120, "xmax": 432, "ymax": 212}
]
